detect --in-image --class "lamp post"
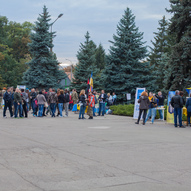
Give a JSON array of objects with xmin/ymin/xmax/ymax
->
[
  {"xmin": 50, "ymin": 13, "xmax": 63, "ymax": 53},
  {"xmin": 65, "ymin": 59, "xmax": 73, "ymax": 82}
]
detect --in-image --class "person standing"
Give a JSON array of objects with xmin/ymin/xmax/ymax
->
[
  {"xmin": 64, "ymin": 89, "xmax": 69, "ymax": 117},
  {"xmin": 46, "ymin": 88, "xmax": 52, "ymax": 116},
  {"xmin": 58, "ymin": 90, "xmax": 65, "ymax": 117},
  {"xmin": 112, "ymin": 92, "xmax": 117, "ymax": 105},
  {"xmin": 135, "ymin": 91, "xmax": 150, "ymax": 125},
  {"xmin": 71, "ymin": 89, "xmax": 78, "ymax": 113},
  {"xmin": 37, "ymin": 91, "xmax": 46, "ymax": 117},
  {"xmin": 98, "ymin": 90, "xmax": 107, "ymax": 116},
  {"xmin": 145, "ymin": 92, "xmax": 157, "ymax": 124},
  {"xmin": 21, "ymin": 89, "xmax": 28, "ymax": 118},
  {"xmin": 87, "ymin": 91, "xmax": 95, "ymax": 119},
  {"xmin": 79, "ymin": 89, "xmax": 86, "ymax": 119},
  {"xmin": 155, "ymin": 91, "xmax": 165, "ymax": 120},
  {"xmin": 30, "ymin": 88, "xmax": 37, "ymax": 116},
  {"xmin": 179, "ymin": 91, "xmax": 185, "ymax": 106},
  {"xmin": 48, "ymin": 89, "xmax": 57, "ymax": 117},
  {"xmin": 25, "ymin": 89, "xmax": 30, "ymax": 112},
  {"xmin": 56, "ymin": 89, "xmax": 61, "ymax": 116},
  {"xmin": 3, "ymin": 87, "xmax": 13, "ymax": 118},
  {"xmin": 107, "ymin": 93, "xmax": 113, "ymax": 106},
  {"xmin": 42, "ymin": 89, "xmax": 48, "ymax": 116},
  {"xmin": 171, "ymin": 90, "xmax": 184, "ymax": 127},
  {"xmin": 92, "ymin": 90, "xmax": 97, "ymax": 117},
  {"xmin": 186, "ymin": 94, "xmax": 191, "ymax": 127},
  {"xmin": 69, "ymin": 93, "xmax": 73, "ymax": 111},
  {"xmin": 14, "ymin": 88, "xmax": 23, "ymax": 118}
]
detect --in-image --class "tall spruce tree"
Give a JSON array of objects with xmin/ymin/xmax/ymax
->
[
  {"xmin": 149, "ymin": 16, "xmax": 169, "ymax": 66},
  {"xmin": 165, "ymin": 0, "xmax": 191, "ymax": 91},
  {"xmin": 103, "ymin": 8, "xmax": 155, "ymax": 101},
  {"xmin": 71, "ymin": 31, "xmax": 99, "ymax": 91},
  {"xmin": 23, "ymin": 6, "xmax": 66, "ymax": 89},
  {"xmin": 95, "ymin": 43, "xmax": 106, "ymax": 71},
  {"xmin": 148, "ymin": 16, "xmax": 170, "ymax": 91}
]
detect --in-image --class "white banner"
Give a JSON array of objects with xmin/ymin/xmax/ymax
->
[
  {"xmin": 17, "ymin": 85, "xmax": 26, "ymax": 90},
  {"xmin": 133, "ymin": 88, "xmax": 145, "ymax": 119}
]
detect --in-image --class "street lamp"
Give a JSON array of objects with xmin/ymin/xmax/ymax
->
[
  {"xmin": 65, "ymin": 59, "xmax": 73, "ymax": 82},
  {"xmin": 50, "ymin": 13, "xmax": 63, "ymax": 52}
]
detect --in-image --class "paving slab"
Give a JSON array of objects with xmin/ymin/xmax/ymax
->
[{"xmin": 0, "ymin": 110, "xmax": 191, "ymax": 191}]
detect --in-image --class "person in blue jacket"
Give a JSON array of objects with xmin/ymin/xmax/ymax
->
[{"xmin": 186, "ymin": 95, "xmax": 191, "ymax": 126}]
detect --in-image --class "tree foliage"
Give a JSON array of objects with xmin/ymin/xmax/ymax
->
[
  {"xmin": 0, "ymin": 16, "xmax": 33, "ymax": 87},
  {"xmin": 71, "ymin": 31, "xmax": 100, "ymax": 91},
  {"xmin": 164, "ymin": 0, "xmax": 191, "ymax": 91},
  {"xmin": 103, "ymin": 8, "xmax": 155, "ymax": 101},
  {"xmin": 22, "ymin": 6, "xmax": 67, "ymax": 90}
]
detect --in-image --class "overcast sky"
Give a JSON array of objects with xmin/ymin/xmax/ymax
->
[{"xmin": 0, "ymin": 0, "xmax": 171, "ymax": 65}]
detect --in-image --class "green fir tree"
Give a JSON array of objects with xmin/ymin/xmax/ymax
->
[
  {"xmin": 23, "ymin": 6, "xmax": 66, "ymax": 90},
  {"xmin": 103, "ymin": 8, "xmax": 155, "ymax": 101},
  {"xmin": 165, "ymin": 0, "xmax": 191, "ymax": 91},
  {"xmin": 148, "ymin": 16, "xmax": 171, "ymax": 91},
  {"xmin": 95, "ymin": 43, "xmax": 106, "ymax": 71},
  {"xmin": 71, "ymin": 31, "xmax": 99, "ymax": 91}
]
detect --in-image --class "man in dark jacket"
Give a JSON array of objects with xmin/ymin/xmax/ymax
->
[
  {"xmin": 64, "ymin": 89, "xmax": 70, "ymax": 117},
  {"xmin": 47, "ymin": 89, "xmax": 57, "ymax": 117},
  {"xmin": 3, "ymin": 87, "xmax": 13, "ymax": 118},
  {"xmin": 186, "ymin": 95, "xmax": 191, "ymax": 126},
  {"xmin": 171, "ymin": 90, "xmax": 184, "ymax": 127}
]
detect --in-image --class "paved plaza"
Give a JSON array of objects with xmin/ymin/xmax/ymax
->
[{"xmin": 0, "ymin": 110, "xmax": 191, "ymax": 191}]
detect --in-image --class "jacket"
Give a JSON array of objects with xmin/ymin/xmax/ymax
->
[
  {"xmin": 37, "ymin": 94, "xmax": 46, "ymax": 105},
  {"xmin": 71, "ymin": 92, "xmax": 78, "ymax": 103},
  {"xmin": 88, "ymin": 95, "xmax": 95, "ymax": 107},
  {"xmin": 14, "ymin": 92, "xmax": 22, "ymax": 103},
  {"xmin": 3, "ymin": 91, "xmax": 12, "ymax": 103},
  {"xmin": 58, "ymin": 94, "xmax": 65, "ymax": 103},
  {"xmin": 186, "ymin": 97, "xmax": 191, "ymax": 112},
  {"xmin": 30, "ymin": 92, "xmax": 37, "ymax": 101},
  {"xmin": 156, "ymin": 95, "xmax": 165, "ymax": 106},
  {"xmin": 64, "ymin": 93, "xmax": 70, "ymax": 103},
  {"xmin": 171, "ymin": 95, "xmax": 183, "ymax": 108},
  {"xmin": 138, "ymin": 96, "xmax": 150, "ymax": 110},
  {"xmin": 79, "ymin": 94, "xmax": 86, "ymax": 103},
  {"xmin": 148, "ymin": 97, "xmax": 157, "ymax": 109},
  {"xmin": 98, "ymin": 93, "xmax": 107, "ymax": 103},
  {"xmin": 48, "ymin": 92, "xmax": 57, "ymax": 104},
  {"xmin": 21, "ymin": 92, "xmax": 28, "ymax": 102}
]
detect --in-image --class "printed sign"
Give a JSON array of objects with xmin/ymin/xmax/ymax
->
[
  {"xmin": 167, "ymin": 91, "xmax": 175, "ymax": 123},
  {"xmin": 133, "ymin": 88, "xmax": 145, "ymax": 119},
  {"xmin": 126, "ymin": 93, "xmax": 131, "ymax": 100},
  {"xmin": 17, "ymin": 85, "xmax": 26, "ymax": 90}
]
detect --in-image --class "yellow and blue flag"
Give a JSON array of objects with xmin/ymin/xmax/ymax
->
[
  {"xmin": 89, "ymin": 72, "xmax": 93, "ymax": 92},
  {"xmin": 186, "ymin": 88, "xmax": 191, "ymax": 96}
]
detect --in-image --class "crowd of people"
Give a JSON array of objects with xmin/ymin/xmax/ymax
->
[
  {"xmin": 2, "ymin": 87, "xmax": 191, "ymax": 127},
  {"xmin": 2, "ymin": 87, "xmax": 117, "ymax": 120},
  {"xmin": 136, "ymin": 90, "xmax": 191, "ymax": 128}
]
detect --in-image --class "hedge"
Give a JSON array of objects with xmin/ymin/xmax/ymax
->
[{"xmin": 110, "ymin": 104, "xmax": 187, "ymax": 121}]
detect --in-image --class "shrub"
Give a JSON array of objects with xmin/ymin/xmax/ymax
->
[
  {"xmin": 110, "ymin": 104, "xmax": 134, "ymax": 116},
  {"xmin": 110, "ymin": 104, "xmax": 168, "ymax": 120}
]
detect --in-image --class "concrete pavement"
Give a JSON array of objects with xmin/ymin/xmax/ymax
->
[{"xmin": 0, "ymin": 110, "xmax": 191, "ymax": 191}]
